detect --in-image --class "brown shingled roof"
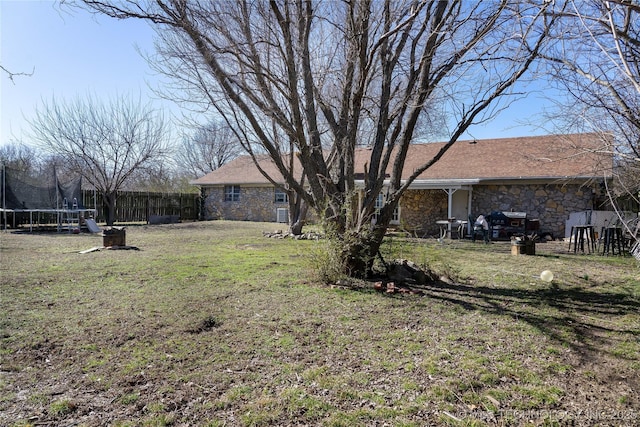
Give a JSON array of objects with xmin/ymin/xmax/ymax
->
[
  {"xmin": 191, "ymin": 133, "xmax": 612, "ymax": 186},
  {"xmin": 190, "ymin": 153, "xmax": 306, "ymax": 186}
]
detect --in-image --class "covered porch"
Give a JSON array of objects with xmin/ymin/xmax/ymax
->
[
  {"xmin": 408, "ymin": 179, "xmax": 479, "ymax": 238},
  {"xmin": 356, "ymin": 178, "xmax": 480, "ymax": 238}
]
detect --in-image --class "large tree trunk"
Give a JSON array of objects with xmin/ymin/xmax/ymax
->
[
  {"xmin": 340, "ymin": 232, "xmax": 376, "ymax": 279},
  {"xmin": 103, "ymin": 192, "xmax": 117, "ymax": 226},
  {"xmin": 289, "ymin": 197, "xmax": 308, "ymax": 236},
  {"xmin": 340, "ymin": 201, "xmax": 395, "ymax": 278}
]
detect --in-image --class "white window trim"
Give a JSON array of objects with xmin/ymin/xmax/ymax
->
[
  {"xmin": 274, "ymin": 188, "xmax": 288, "ymax": 203},
  {"xmin": 224, "ymin": 185, "xmax": 241, "ymax": 202},
  {"xmin": 374, "ymin": 192, "xmax": 400, "ymax": 225}
]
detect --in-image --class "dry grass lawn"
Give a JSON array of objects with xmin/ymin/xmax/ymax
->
[{"xmin": 0, "ymin": 221, "xmax": 638, "ymax": 426}]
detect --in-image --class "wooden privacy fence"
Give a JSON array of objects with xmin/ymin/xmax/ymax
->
[{"xmin": 82, "ymin": 190, "xmax": 200, "ymax": 223}]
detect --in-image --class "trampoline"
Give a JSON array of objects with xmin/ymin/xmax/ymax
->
[{"xmin": 1, "ymin": 165, "xmax": 96, "ymax": 232}]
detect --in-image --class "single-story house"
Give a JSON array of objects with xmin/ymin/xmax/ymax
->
[{"xmin": 191, "ymin": 133, "xmax": 613, "ymax": 239}]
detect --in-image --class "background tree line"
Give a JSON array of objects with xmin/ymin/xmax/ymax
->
[{"xmin": 0, "ymin": 95, "xmax": 243, "ymax": 225}]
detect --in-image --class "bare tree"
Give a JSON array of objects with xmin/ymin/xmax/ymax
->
[
  {"xmin": 28, "ymin": 94, "xmax": 170, "ymax": 225},
  {"xmin": 0, "ymin": 143, "xmax": 39, "ymax": 175},
  {"xmin": 541, "ymin": 0, "xmax": 640, "ymax": 241},
  {"xmin": 82, "ymin": 0, "xmax": 556, "ymax": 277},
  {"xmin": 175, "ymin": 120, "xmax": 242, "ymax": 178}
]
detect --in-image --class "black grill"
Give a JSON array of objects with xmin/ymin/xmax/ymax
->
[{"xmin": 489, "ymin": 211, "xmax": 527, "ymax": 239}]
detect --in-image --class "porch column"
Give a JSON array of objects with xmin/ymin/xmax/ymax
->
[
  {"xmin": 443, "ymin": 188, "xmax": 456, "ymax": 236},
  {"xmin": 467, "ymin": 187, "xmax": 473, "ymax": 235}
]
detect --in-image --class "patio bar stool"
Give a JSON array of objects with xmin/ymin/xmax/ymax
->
[
  {"xmin": 601, "ymin": 226, "xmax": 624, "ymax": 255},
  {"xmin": 569, "ymin": 225, "xmax": 596, "ymax": 254}
]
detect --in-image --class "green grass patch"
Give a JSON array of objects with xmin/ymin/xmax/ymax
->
[{"xmin": 49, "ymin": 399, "xmax": 76, "ymax": 417}]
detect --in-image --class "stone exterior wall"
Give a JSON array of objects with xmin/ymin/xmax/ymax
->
[
  {"xmin": 203, "ymin": 186, "xmax": 288, "ymax": 222},
  {"xmin": 399, "ymin": 190, "xmax": 448, "ymax": 236},
  {"xmin": 471, "ymin": 183, "xmax": 598, "ymax": 239},
  {"xmin": 203, "ymin": 182, "xmax": 602, "ymax": 238},
  {"xmin": 399, "ymin": 182, "xmax": 600, "ymax": 239}
]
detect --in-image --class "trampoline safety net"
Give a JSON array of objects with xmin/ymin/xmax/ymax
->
[{"xmin": 1, "ymin": 165, "xmax": 84, "ymax": 210}]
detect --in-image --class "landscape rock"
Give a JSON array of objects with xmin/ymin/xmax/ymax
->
[{"xmin": 262, "ymin": 230, "xmax": 322, "ymax": 240}]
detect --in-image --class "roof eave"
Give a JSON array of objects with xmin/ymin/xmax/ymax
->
[
  {"xmin": 190, "ymin": 181, "xmax": 280, "ymax": 187},
  {"xmin": 354, "ymin": 178, "xmax": 481, "ymax": 189},
  {"xmin": 476, "ymin": 175, "xmax": 609, "ymax": 183}
]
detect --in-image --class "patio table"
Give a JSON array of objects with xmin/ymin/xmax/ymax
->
[{"xmin": 436, "ymin": 219, "xmax": 467, "ymax": 239}]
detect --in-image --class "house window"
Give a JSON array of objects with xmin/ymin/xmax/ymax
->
[
  {"xmin": 374, "ymin": 193, "xmax": 400, "ymax": 224},
  {"xmin": 224, "ymin": 185, "xmax": 240, "ymax": 202},
  {"xmin": 274, "ymin": 188, "xmax": 288, "ymax": 203}
]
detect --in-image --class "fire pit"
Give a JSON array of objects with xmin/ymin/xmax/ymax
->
[
  {"xmin": 511, "ymin": 235, "xmax": 536, "ymax": 256},
  {"xmin": 102, "ymin": 227, "xmax": 126, "ymax": 247}
]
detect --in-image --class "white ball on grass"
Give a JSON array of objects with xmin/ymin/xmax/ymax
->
[{"xmin": 540, "ymin": 270, "xmax": 554, "ymax": 282}]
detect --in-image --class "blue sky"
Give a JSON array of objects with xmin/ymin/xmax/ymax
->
[
  {"xmin": 1, "ymin": 1, "xmax": 174, "ymax": 147},
  {"xmin": 1, "ymin": 1, "xmax": 553, "ymax": 150}
]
